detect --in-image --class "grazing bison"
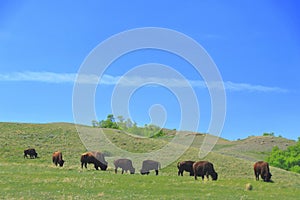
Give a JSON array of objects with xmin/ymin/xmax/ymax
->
[
  {"xmin": 114, "ymin": 159, "xmax": 135, "ymax": 174},
  {"xmin": 193, "ymin": 161, "xmax": 218, "ymax": 181},
  {"xmin": 80, "ymin": 151, "xmax": 108, "ymax": 171},
  {"xmin": 24, "ymin": 148, "xmax": 38, "ymax": 159},
  {"xmin": 52, "ymin": 151, "xmax": 65, "ymax": 167},
  {"xmin": 254, "ymin": 161, "xmax": 272, "ymax": 182},
  {"xmin": 140, "ymin": 160, "xmax": 161, "ymax": 175},
  {"xmin": 177, "ymin": 160, "xmax": 195, "ymax": 176}
]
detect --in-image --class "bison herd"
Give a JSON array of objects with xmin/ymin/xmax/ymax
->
[
  {"xmin": 23, "ymin": 148, "xmax": 272, "ymax": 182},
  {"xmin": 177, "ymin": 160, "xmax": 218, "ymax": 181}
]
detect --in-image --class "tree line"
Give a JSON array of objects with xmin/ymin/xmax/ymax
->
[{"xmin": 92, "ymin": 114, "xmax": 165, "ymax": 138}]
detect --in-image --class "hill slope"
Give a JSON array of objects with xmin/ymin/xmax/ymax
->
[{"xmin": 0, "ymin": 122, "xmax": 299, "ymax": 199}]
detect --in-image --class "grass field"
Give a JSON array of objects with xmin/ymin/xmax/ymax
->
[{"xmin": 0, "ymin": 122, "xmax": 299, "ymax": 199}]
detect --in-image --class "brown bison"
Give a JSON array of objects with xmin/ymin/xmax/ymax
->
[
  {"xmin": 52, "ymin": 151, "xmax": 65, "ymax": 167},
  {"xmin": 24, "ymin": 148, "xmax": 38, "ymax": 159},
  {"xmin": 114, "ymin": 158, "xmax": 135, "ymax": 174},
  {"xmin": 254, "ymin": 161, "xmax": 272, "ymax": 182},
  {"xmin": 177, "ymin": 160, "xmax": 195, "ymax": 176},
  {"xmin": 140, "ymin": 160, "xmax": 161, "ymax": 175},
  {"xmin": 193, "ymin": 161, "xmax": 218, "ymax": 181},
  {"xmin": 80, "ymin": 151, "xmax": 108, "ymax": 171}
]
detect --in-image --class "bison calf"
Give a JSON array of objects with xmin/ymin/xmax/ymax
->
[
  {"xmin": 81, "ymin": 151, "xmax": 108, "ymax": 171},
  {"xmin": 140, "ymin": 160, "xmax": 161, "ymax": 175},
  {"xmin": 114, "ymin": 159, "xmax": 135, "ymax": 174},
  {"xmin": 52, "ymin": 151, "xmax": 65, "ymax": 167},
  {"xmin": 177, "ymin": 160, "xmax": 195, "ymax": 176},
  {"xmin": 193, "ymin": 161, "xmax": 218, "ymax": 181},
  {"xmin": 254, "ymin": 161, "xmax": 272, "ymax": 182},
  {"xmin": 24, "ymin": 148, "xmax": 38, "ymax": 159}
]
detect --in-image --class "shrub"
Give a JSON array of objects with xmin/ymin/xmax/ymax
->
[
  {"xmin": 263, "ymin": 132, "xmax": 274, "ymax": 136},
  {"xmin": 267, "ymin": 138, "xmax": 300, "ymax": 173}
]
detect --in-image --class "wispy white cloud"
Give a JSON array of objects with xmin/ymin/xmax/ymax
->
[
  {"xmin": 0, "ymin": 71, "xmax": 76, "ymax": 83},
  {"xmin": 0, "ymin": 71, "xmax": 287, "ymax": 93},
  {"xmin": 224, "ymin": 81, "xmax": 288, "ymax": 93}
]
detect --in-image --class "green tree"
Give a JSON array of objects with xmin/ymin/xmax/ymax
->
[
  {"xmin": 267, "ymin": 139, "xmax": 300, "ymax": 173},
  {"xmin": 99, "ymin": 114, "xmax": 119, "ymax": 129}
]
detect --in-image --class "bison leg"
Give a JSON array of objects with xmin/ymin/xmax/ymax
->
[
  {"xmin": 81, "ymin": 162, "xmax": 88, "ymax": 169},
  {"xmin": 94, "ymin": 164, "xmax": 99, "ymax": 170},
  {"xmin": 194, "ymin": 168, "xmax": 197, "ymax": 180},
  {"xmin": 121, "ymin": 169, "xmax": 124, "ymax": 174},
  {"xmin": 254, "ymin": 168, "xmax": 260, "ymax": 181},
  {"xmin": 115, "ymin": 168, "xmax": 118, "ymax": 174},
  {"xmin": 194, "ymin": 169, "xmax": 198, "ymax": 180},
  {"xmin": 255, "ymin": 172, "xmax": 259, "ymax": 181},
  {"xmin": 201, "ymin": 175, "xmax": 205, "ymax": 181},
  {"xmin": 194, "ymin": 174, "xmax": 198, "ymax": 180},
  {"xmin": 178, "ymin": 170, "xmax": 183, "ymax": 176},
  {"xmin": 81, "ymin": 162, "xmax": 87, "ymax": 169},
  {"xmin": 155, "ymin": 170, "xmax": 158, "ymax": 175}
]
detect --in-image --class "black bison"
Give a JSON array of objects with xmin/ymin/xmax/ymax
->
[
  {"xmin": 80, "ymin": 151, "xmax": 108, "ymax": 170},
  {"xmin": 24, "ymin": 148, "xmax": 38, "ymax": 159},
  {"xmin": 254, "ymin": 161, "xmax": 272, "ymax": 182},
  {"xmin": 177, "ymin": 160, "xmax": 195, "ymax": 176},
  {"xmin": 52, "ymin": 151, "xmax": 65, "ymax": 167},
  {"xmin": 193, "ymin": 161, "xmax": 218, "ymax": 181},
  {"xmin": 114, "ymin": 158, "xmax": 135, "ymax": 174},
  {"xmin": 140, "ymin": 160, "xmax": 161, "ymax": 175}
]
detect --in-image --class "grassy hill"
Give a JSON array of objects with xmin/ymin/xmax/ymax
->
[
  {"xmin": 213, "ymin": 135, "xmax": 296, "ymax": 162},
  {"xmin": 0, "ymin": 122, "xmax": 299, "ymax": 199}
]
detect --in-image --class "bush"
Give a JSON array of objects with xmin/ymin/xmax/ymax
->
[
  {"xmin": 98, "ymin": 114, "xmax": 119, "ymax": 129},
  {"xmin": 290, "ymin": 165, "xmax": 300, "ymax": 173},
  {"xmin": 263, "ymin": 132, "xmax": 274, "ymax": 136},
  {"xmin": 267, "ymin": 138, "xmax": 300, "ymax": 173},
  {"xmin": 150, "ymin": 130, "xmax": 165, "ymax": 138}
]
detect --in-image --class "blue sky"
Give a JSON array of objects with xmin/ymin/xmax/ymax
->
[{"xmin": 0, "ymin": 1, "xmax": 299, "ymax": 140}]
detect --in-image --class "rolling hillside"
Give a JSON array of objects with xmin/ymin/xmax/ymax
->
[{"xmin": 0, "ymin": 122, "xmax": 299, "ymax": 199}]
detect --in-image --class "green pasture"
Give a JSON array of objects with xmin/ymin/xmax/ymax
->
[{"xmin": 0, "ymin": 122, "xmax": 299, "ymax": 199}]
